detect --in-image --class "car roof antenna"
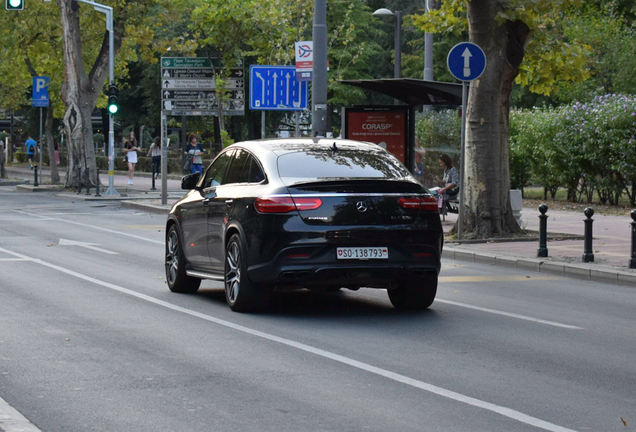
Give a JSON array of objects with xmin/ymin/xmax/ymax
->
[{"xmin": 331, "ymin": 142, "xmax": 338, "ymax": 153}]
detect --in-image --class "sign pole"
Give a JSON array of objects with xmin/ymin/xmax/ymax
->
[
  {"xmin": 446, "ymin": 42, "xmax": 487, "ymax": 240},
  {"xmin": 161, "ymin": 113, "xmax": 168, "ymax": 205},
  {"xmin": 458, "ymin": 82, "xmax": 467, "ymax": 240},
  {"xmin": 39, "ymin": 107, "xmax": 43, "ymax": 185},
  {"xmin": 261, "ymin": 112, "xmax": 266, "ymax": 139}
]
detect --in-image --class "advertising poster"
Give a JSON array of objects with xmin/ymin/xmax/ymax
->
[{"xmin": 344, "ymin": 107, "xmax": 408, "ymax": 165}]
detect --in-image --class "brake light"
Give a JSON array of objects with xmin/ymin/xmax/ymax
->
[
  {"xmin": 398, "ymin": 196, "xmax": 438, "ymax": 212},
  {"xmin": 254, "ymin": 196, "xmax": 323, "ymax": 213}
]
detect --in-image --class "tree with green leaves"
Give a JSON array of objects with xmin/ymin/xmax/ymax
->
[{"xmin": 412, "ymin": 0, "xmax": 590, "ymax": 237}]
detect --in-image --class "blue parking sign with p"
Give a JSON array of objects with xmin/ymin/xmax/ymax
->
[{"xmin": 33, "ymin": 77, "xmax": 50, "ymax": 107}]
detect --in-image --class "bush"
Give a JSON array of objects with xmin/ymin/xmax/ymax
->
[{"xmin": 509, "ymin": 94, "xmax": 636, "ymax": 204}]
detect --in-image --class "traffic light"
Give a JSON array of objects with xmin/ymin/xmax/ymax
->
[
  {"xmin": 6, "ymin": 0, "xmax": 24, "ymax": 10},
  {"xmin": 107, "ymin": 85, "xmax": 118, "ymax": 114}
]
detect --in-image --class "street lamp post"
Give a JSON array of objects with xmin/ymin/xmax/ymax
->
[
  {"xmin": 76, "ymin": 0, "xmax": 118, "ymax": 196},
  {"xmin": 373, "ymin": 8, "xmax": 401, "ymax": 79}
]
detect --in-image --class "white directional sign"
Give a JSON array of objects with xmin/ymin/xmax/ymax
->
[
  {"xmin": 161, "ymin": 57, "xmax": 244, "ymax": 116},
  {"xmin": 161, "ymin": 78, "xmax": 244, "ymax": 90}
]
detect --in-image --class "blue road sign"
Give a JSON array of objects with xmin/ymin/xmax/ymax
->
[
  {"xmin": 250, "ymin": 65, "xmax": 308, "ymax": 111},
  {"xmin": 447, "ymin": 43, "xmax": 486, "ymax": 82},
  {"xmin": 32, "ymin": 77, "xmax": 50, "ymax": 107}
]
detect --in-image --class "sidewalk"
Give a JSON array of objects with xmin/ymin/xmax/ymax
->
[
  {"xmin": 442, "ymin": 209, "xmax": 636, "ymax": 286},
  {"xmin": 4, "ymin": 164, "xmax": 636, "ymax": 287}
]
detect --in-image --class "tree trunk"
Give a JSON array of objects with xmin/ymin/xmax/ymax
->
[
  {"xmin": 45, "ymin": 106, "xmax": 60, "ymax": 184},
  {"xmin": 462, "ymin": 0, "xmax": 530, "ymax": 238},
  {"xmin": 57, "ymin": 0, "xmax": 119, "ymax": 188}
]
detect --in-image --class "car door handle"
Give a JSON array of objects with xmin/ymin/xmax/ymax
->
[{"xmin": 225, "ymin": 199, "xmax": 234, "ymax": 207}]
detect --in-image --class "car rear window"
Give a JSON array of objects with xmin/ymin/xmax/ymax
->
[{"xmin": 277, "ymin": 149, "xmax": 411, "ymax": 183}]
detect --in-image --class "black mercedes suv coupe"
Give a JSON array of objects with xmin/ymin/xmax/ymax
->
[{"xmin": 165, "ymin": 138, "xmax": 443, "ymax": 312}]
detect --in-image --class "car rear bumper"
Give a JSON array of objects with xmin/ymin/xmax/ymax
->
[{"xmin": 247, "ymin": 242, "xmax": 441, "ymax": 289}]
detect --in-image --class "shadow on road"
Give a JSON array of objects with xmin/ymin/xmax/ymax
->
[{"xmin": 196, "ymin": 286, "xmax": 441, "ymax": 324}]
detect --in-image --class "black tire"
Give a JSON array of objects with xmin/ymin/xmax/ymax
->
[
  {"xmin": 165, "ymin": 225, "xmax": 201, "ymax": 293},
  {"xmin": 224, "ymin": 234, "xmax": 271, "ymax": 312},
  {"xmin": 388, "ymin": 273, "xmax": 437, "ymax": 310}
]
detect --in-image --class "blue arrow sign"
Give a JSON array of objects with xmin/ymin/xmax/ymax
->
[
  {"xmin": 249, "ymin": 65, "xmax": 308, "ymax": 111},
  {"xmin": 32, "ymin": 77, "xmax": 50, "ymax": 108},
  {"xmin": 447, "ymin": 43, "xmax": 486, "ymax": 82}
]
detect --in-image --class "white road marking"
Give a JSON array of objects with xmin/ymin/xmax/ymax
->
[
  {"xmin": 0, "ymin": 245, "xmax": 579, "ymax": 432},
  {"xmin": 0, "ymin": 395, "xmax": 42, "ymax": 432},
  {"xmin": 436, "ymin": 299, "xmax": 583, "ymax": 330},
  {"xmin": 58, "ymin": 238, "xmax": 118, "ymax": 255},
  {"xmin": 0, "ymin": 258, "xmax": 29, "ymax": 261},
  {"xmin": 13, "ymin": 210, "xmax": 163, "ymax": 244}
]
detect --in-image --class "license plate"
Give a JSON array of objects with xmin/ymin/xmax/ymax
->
[{"xmin": 336, "ymin": 247, "xmax": 388, "ymax": 260}]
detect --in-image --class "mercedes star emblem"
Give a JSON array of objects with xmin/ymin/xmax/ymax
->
[{"xmin": 356, "ymin": 201, "xmax": 368, "ymax": 213}]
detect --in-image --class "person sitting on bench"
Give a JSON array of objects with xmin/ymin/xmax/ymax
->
[{"xmin": 437, "ymin": 154, "xmax": 459, "ymax": 201}]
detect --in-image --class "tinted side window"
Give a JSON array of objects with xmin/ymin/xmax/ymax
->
[
  {"xmin": 202, "ymin": 151, "xmax": 232, "ymax": 188},
  {"xmin": 238, "ymin": 155, "xmax": 253, "ymax": 183},
  {"xmin": 248, "ymin": 157, "xmax": 266, "ymax": 183},
  {"xmin": 224, "ymin": 149, "xmax": 251, "ymax": 185}
]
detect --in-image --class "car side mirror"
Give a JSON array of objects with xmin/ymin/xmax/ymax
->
[{"xmin": 181, "ymin": 172, "xmax": 201, "ymax": 190}]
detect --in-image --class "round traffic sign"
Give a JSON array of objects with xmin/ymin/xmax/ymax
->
[{"xmin": 447, "ymin": 42, "xmax": 487, "ymax": 82}]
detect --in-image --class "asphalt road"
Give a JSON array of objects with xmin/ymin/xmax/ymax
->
[{"xmin": 0, "ymin": 188, "xmax": 634, "ymax": 432}]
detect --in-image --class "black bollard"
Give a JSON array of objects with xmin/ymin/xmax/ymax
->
[
  {"xmin": 95, "ymin": 168, "xmax": 101, "ymax": 197},
  {"xmin": 85, "ymin": 167, "xmax": 91, "ymax": 195},
  {"xmin": 630, "ymin": 210, "xmax": 636, "ymax": 269},
  {"xmin": 33, "ymin": 165, "xmax": 39, "ymax": 187},
  {"xmin": 582, "ymin": 207, "xmax": 595, "ymax": 263},
  {"xmin": 150, "ymin": 164, "xmax": 157, "ymax": 191},
  {"xmin": 77, "ymin": 166, "xmax": 82, "ymax": 194},
  {"xmin": 537, "ymin": 204, "xmax": 548, "ymax": 257}
]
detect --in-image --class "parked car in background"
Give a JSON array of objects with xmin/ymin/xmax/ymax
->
[{"xmin": 165, "ymin": 138, "xmax": 443, "ymax": 312}]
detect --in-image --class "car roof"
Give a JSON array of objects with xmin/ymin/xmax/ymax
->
[{"xmin": 226, "ymin": 138, "xmax": 385, "ymax": 158}]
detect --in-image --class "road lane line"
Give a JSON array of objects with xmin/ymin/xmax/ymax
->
[
  {"xmin": 13, "ymin": 210, "xmax": 163, "ymax": 245},
  {"xmin": 0, "ymin": 395, "xmax": 42, "ymax": 432},
  {"xmin": 0, "ymin": 246, "xmax": 578, "ymax": 432},
  {"xmin": 0, "ymin": 258, "xmax": 29, "ymax": 261},
  {"xmin": 436, "ymin": 299, "xmax": 583, "ymax": 330},
  {"xmin": 440, "ymin": 275, "xmax": 561, "ymax": 283}
]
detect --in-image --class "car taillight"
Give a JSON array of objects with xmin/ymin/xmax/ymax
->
[
  {"xmin": 254, "ymin": 196, "xmax": 322, "ymax": 213},
  {"xmin": 398, "ymin": 196, "xmax": 438, "ymax": 212}
]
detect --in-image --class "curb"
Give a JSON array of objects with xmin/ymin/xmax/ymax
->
[
  {"xmin": 443, "ymin": 246, "xmax": 636, "ymax": 288},
  {"xmin": 120, "ymin": 201, "xmax": 172, "ymax": 214},
  {"xmin": 16, "ymin": 184, "xmax": 65, "ymax": 193}
]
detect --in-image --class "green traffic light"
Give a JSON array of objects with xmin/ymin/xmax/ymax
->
[
  {"xmin": 108, "ymin": 104, "xmax": 118, "ymax": 114},
  {"xmin": 6, "ymin": 0, "xmax": 23, "ymax": 9}
]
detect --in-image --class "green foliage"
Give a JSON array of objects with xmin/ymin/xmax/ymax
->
[
  {"xmin": 416, "ymin": 109, "xmax": 461, "ymax": 148},
  {"xmin": 510, "ymin": 94, "xmax": 636, "ymax": 204},
  {"xmin": 410, "ymin": 0, "xmax": 590, "ymax": 96},
  {"xmin": 93, "ymin": 134, "xmax": 105, "ymax": 147}
]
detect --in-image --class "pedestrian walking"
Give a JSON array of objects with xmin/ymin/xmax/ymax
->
[
  {"xmin": 123, "ymin": 131, "xmax": 140, "ymax": 185},
  {"xmin": 54, "ymin": 139, "xmax": 60, "ymax": 166},
  {"xmin": 25, "ymin": 135, "xmax": 37, "ymax": 169},
  {"xmin": 184, "ymin": 134, "xmax": 204, "ymax": 174},
  {"xmin": 148, "ymin": 136, "xmax": 161, "ymax": 179}
]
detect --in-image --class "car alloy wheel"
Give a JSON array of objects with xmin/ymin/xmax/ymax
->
[
  {"xmin": 166, "ymin": 229, "xmax": 179, "ymax": 286},
  {"xmin": 165, "ymin": 225, "xmax": 201, "ymax": 293},
  {"xmin": 225, "ymin": 241, "xmax": 241, "ymax": 304},
  {"xmin": 224, "ymin": 234, "xmax": 271, "ymax": 312}
]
